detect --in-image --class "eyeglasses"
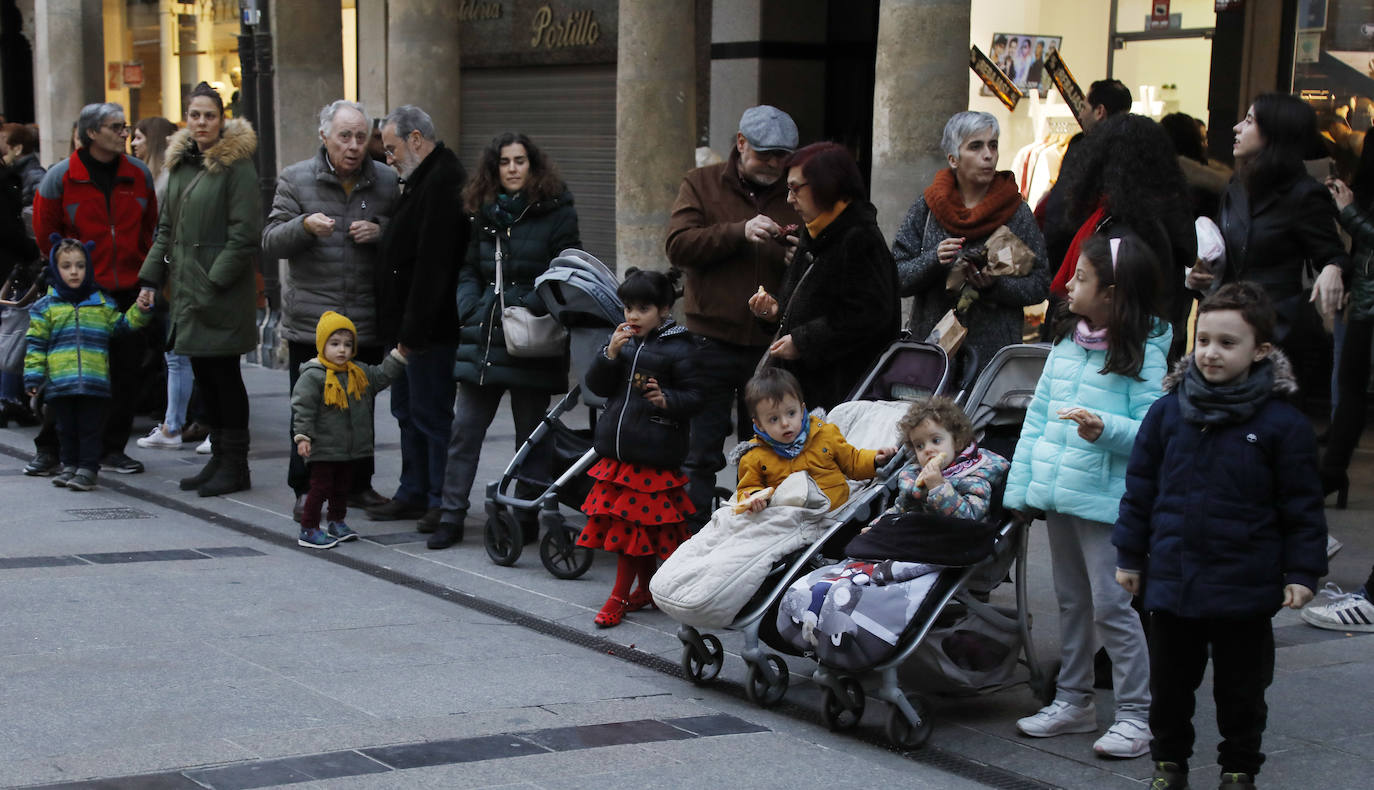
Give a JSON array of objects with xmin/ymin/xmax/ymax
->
[
  {"xmin": 786, "ymin": 182, "xmax": 809, "ymax": 197},
  {"xmin": 103, "ymin": 123, "xmax": 131, "ymax": 135}
]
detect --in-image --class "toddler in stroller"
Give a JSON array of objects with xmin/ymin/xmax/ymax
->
[{"xmin": 776, "ymin": 396, "xmax": 1010, "ymax": 659}]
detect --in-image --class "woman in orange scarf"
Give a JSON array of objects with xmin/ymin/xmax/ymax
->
[{"xmin": 891, "ymin": 111, "xmax": 1049, "ymax": 374}]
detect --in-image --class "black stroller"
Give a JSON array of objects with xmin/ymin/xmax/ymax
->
[{"xmin": 482, "ymin": 250, "xmax": 623, "ymax": 579}]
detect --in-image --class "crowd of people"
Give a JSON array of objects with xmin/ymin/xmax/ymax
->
[{"xmin": 2, "ymin": 79, "xmax": 1372, "ymax": 790}]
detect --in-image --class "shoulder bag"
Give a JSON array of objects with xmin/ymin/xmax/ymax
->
[{"xmin": 496, "ymin": 241, "xmax": 567, "ymax": 358}]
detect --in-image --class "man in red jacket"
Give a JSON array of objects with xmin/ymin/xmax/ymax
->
[{"xmin": 29, "ymin": 102, "xmax": 157, "ymax": 476}]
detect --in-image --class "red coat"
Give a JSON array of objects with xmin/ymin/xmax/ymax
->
[{"xmin": 32, "ymin": 151, "xmax": 158, "ymax": 292}]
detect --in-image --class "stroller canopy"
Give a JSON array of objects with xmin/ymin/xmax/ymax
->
[{"xmin": 536, "ymin": 249, "xmax": 624, "ymax": 329}]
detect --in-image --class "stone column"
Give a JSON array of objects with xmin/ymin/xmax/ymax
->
[
  {"xmin": 271, "ymin": 0, "xmax": 345, "ymax": 169},
  {"xmin": 385, "ymin": 0, "xmax": 461, "ymax": 141},
  {"xmin": 615, "ymin": 0, "xmax": 695, "ymax": 274},
  {"xmin": 158, "ymin": 0, "xmax": 181, "ymax": 120},
  {"xmin": 355, "ymin": 0, "xmax": 387, "ymax": 123},
  {"xmin": 870, "ymin": 0, "xmax": 971, "ymax": 242},
  {"xmin": 33, "ymin": 0, "xmax": 103, "ymax": 166}
]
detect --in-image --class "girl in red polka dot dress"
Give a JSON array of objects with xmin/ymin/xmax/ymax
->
[{"xmin": 577, "ymin": 268, "xmax": 706, "ymax": 627}]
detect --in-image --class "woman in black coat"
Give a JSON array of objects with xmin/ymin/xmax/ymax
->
[
  {"xmin": 1191, "ymin": 94, "xmax": 1349, "ymax": 341},
  {"xmin": 748, "ymin": 142, "xmax": 900, "ymax": 410}
]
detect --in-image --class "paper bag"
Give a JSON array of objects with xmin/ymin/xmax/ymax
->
[
  {"xmin": 925, "ymin": 309, "xmax": 967, "ymax": 356},
  {"xmin": 945, "ymin": 225, "xmax": 1036, "ymax": 292}
]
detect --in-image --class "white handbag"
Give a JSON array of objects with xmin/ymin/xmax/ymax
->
[{"xmin": 496, "ymin": 241, "xmax": 566, "ymax": 358}]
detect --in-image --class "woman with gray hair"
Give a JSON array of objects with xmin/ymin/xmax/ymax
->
[{"xmin": 891, "ymin": 111, "xmax": 1048, "ymax": 372}]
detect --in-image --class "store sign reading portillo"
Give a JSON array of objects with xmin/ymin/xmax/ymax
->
[{"xmin": 458, "ymin": 0, "xmax": 617, "ymax": 68}]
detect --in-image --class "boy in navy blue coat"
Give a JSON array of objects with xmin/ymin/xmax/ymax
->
[{"xmin": 1112, "ymin": 283, "xmax": 1327, "ymax": 790}]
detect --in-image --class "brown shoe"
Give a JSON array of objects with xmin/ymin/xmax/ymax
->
[
  {"xmin": 181, "ymin": 422, "xmax": 209, "ymax": 443},
  {"xmin": 348, "ymin": 488, "xmax": 390, "ymax": 509},
  {"xmin": 366, "ymin": 498, "xmax": 426, "ymax": 521},
  {"xmin": 416, "ymin": 507, "xmax": 441, "ymax": 534}
]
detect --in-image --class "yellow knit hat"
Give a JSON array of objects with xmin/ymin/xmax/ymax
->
[{"xmin": 316, "ymin": 310, "xmax": 356, "ymax": 355}]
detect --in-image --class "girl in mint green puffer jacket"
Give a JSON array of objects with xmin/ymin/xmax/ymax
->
[{"xmin": 1001, "ymin": 231, "xmax": 1171, "ymax": 759}]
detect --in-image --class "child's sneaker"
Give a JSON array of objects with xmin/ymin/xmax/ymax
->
[
  {"xmin": 297, "ymin": 527, "xmax": 339, "ymax": 550},
  {"xmin": 1149, "ymin": 761, "xmax": 1189, "ymax": 789},
  {"xmin": 195, "ymin": 436, "xmax": 212, "ymax": 454},
  {"xmin": 65, "ymin": 470, "xmax": 97, "ymax": 491},
  {"xmin": 1300, "ymin": 583, "xmax": 1374, "ymax": 632},
  {"xmin": 1218, "ymin": 771, "xmax": 1255, "ymax": 790},
  {"xmin": 136, "ymin": 424, "xmax": 183, "ymax": 449},
  {"xmin": 1093, "ymin": 718, "xmax": 1151, "ymax": 758},
  {"xmin": 51, "ymin": 466, "xmax": 77, "ymax": 487},
  {"xmin": 326, "ymin": 521, "xmax": 358, "ymax": 542},
  {"xmin": 1016, "ymin": 700, "xmax": 1097, "ymax": 737}
]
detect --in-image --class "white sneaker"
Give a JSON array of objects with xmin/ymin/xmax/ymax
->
[
  {"xmin": 1016, "ymin": 700, "xmax": 1097, "ymax": 737},
  {"xmin": 1093, "ymin": 718, "xmax": 1151, "ymax": 758},
  {"xmin": 135, "ymin": 425, "xmax": 182, "ymax": 450},
  {"xmin": 1327, "ymin": 535, "xmax": 1343, "ymax": 559},
  {"xmin": 1301, "ymin": 583, "xmax": 1374, "ymax": 632},
  {"xmin": 196, "ymin": 436, "xmax": 212, "ymax": 454}
]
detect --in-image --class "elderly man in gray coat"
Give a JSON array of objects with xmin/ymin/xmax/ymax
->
[{"xmin": 263, "ymin": 99, "xmax": 400, "ymax": 521}]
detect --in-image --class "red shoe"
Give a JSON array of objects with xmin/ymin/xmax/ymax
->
[
  {"xmin": 626, "ymin": 587, "xmax": 655, "ymax": 612},
  {"xmin": 594, "ymin": 595, "xmax": 630, "ymax": 628}
]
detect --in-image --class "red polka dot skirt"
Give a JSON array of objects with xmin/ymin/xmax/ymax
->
[{"xmin": 576, "ymin": 458, "xmax": 695, "ymax": 559}]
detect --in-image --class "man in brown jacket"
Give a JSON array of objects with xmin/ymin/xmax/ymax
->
[{"xmin": 665, "ymin": 105, "xmax": 802, "ymax": 522}]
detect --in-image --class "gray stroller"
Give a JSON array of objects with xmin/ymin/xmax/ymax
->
[{"xmin": 482, "ymin": 250, "xmax": 624, "ymax": 578}]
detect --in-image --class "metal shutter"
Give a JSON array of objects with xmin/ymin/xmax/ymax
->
[{"xmin": 458, "ymin": 64, "xmax": 617, "ymax": 271}]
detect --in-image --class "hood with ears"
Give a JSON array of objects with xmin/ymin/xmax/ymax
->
[
  {"xmin": 164, "ymin": 118, "xmax": 257, "ymax": 175},
  {"xmin": 46, "ymin": 234, "xmax": 96, "ymax": 301}
]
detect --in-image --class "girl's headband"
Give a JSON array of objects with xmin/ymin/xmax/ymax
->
[{"xmin": 1109, "ymin": 236, "xmax": 1122, "ymax": 272}]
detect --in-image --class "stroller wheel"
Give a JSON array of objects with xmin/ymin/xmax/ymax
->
[
  {"xmin": 540, "ymin": 524, "xmax": 594, "ymax": 579},
  {"xmin": 820, "ymin": 677, "xmax": 865, "ymax": 731},
  {"xmin": 680, "ymin": 633, "xmax": 724, "ymax": 684},
  {"xmin": 744, "ymin": 653, "xmax": 790, "ymax": 708},
  {"xmin": 484, "ymin": 511, "xmax": 524, "ymax": 566},
  {"xmin": 885, "ymin": 692, "xmax": 933, "ymax": 750}
]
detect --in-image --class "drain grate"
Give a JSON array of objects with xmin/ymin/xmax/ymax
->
[{"xmin": 61, "ymin": 507, "xmax": 154, "ymax": 521}]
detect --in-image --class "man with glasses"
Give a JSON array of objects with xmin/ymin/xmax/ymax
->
[
  {"xmin": 29, "ymin": 102, "xmax": 158, "ymax": 476},
  {"xmin": 263, "ymin": 100, "xmax": 399, "ymax": 522},
  {"xmin": 665, "ymin": 104, "xmax": 802, "ymax": 525}
]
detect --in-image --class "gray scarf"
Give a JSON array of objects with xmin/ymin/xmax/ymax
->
[{"xmin": 1176, "ymin": 357, "xmax": 1274, "ymax": 425}]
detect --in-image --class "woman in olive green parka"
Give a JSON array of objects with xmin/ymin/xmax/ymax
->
[{"xmin": 138, "ymin": 82, "xmax": 261, "ymax": 498}]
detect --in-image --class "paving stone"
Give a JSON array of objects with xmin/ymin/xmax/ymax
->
[{"xmin": 362, "ymin": 734, "xmax": 547, "ymax": 769}]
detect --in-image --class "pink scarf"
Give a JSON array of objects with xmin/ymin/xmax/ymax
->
[{"xmin": 1073, "ymin": 320, "xmax": 1109, "ymax": 351}]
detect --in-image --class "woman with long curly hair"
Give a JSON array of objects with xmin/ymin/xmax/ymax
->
[
  {"xmin": 1046, "ymin": 113, "xmax": 1196, "ymax": 359},
  {"xmin": 429, "ymin": 132, "xmax": 580, "ymax": 550}
]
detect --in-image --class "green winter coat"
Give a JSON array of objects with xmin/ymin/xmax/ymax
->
[
  {"xmin": 291, "ymin": 350, "xmax": 406, "ymax": 462},
  {"xmin": 138, "ymin": 119, "xmax": 262, "ymax": 356},
  {"xmin": 453, "ymin": 190, "xmax": 579, "ymax": 391},
  {"xmin": 1338, "ymin": 202, "xmax": 1374, "ymax": 321}
]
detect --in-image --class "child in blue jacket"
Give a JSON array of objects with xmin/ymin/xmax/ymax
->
[
  {"xmin": 1113, "ymin": 283, "xmax": 1326, "ymax": 790},
  {"xmin": 1002, "ymin": 231, "xmax": 1171, "ymax": 758}
]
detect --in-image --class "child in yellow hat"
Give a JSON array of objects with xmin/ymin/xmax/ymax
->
[{"xmin": 291, "ymin": 311, "xmax": 407, "ymax": 548}]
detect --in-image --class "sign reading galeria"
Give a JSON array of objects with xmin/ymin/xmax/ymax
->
[{"xmin": 457, "ymin": 0, "xmax": 618, "ymax": 68}]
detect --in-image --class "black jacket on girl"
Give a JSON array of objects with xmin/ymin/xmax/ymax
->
[{"xmin": 585, "ymin": 319, "xmax": 706, "ymax": 470}]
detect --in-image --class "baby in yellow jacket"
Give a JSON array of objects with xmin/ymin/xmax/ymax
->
[{"xmin": 733, "ymin": 367, "xmax": 897, "ymax": 512}]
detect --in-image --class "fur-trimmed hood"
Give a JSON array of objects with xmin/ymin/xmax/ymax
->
[
  {"xmin": 164, "ymin": 118, "xmax": 257, "ymax": 174},
  {"xmin": 1162, "ymin": 348, "xmax": 1298, "ymax": 396}
]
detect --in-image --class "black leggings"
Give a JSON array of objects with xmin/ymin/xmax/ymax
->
[{"xmin": 190, "ymin": 356, "xmax": 249, "ymax": 430}]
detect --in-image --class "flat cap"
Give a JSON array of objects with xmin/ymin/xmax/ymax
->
[{"xmin": 739, "ymin": 105, "xmax": 798, "ymax": 153}]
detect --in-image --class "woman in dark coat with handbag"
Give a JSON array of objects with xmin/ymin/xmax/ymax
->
[
  {"xmin": 430, "ymin": 133, "xmax": 580, "ymax": 549},
  {"xmin": 748, "ymin": 142, "xmax": 900, "ymax": 410}
]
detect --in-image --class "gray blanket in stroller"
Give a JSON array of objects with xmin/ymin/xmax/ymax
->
[{"xmin": 776, "ymin": 559, "xmax": 943, "ymax": 671}]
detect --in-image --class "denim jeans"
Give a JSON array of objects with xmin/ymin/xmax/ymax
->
[
  {"xmin": 286, "ymin": 340, "xmax": 383, "ymax": 495},
  {"xmin": 439, "ymin": 382, "xmax": 550, "ymax": 521},
  {"xmin": 164, "ymin": 352, "xmax": 194, "ymax": 433},
  {"xmin": 388, "ymin": 344, "xmax": 456, "ymax": 509},
  {"xmin": 682, "ymin": 337, "xmax": 767, "ymax": 518},
  {"xmin": 50, "ymin": 395, "xmax": 109, "ymax": 472}
]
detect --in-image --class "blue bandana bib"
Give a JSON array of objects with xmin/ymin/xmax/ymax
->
[{"xmin": 753, "ymin": 414, "xmax": 813, "ymax": 458}]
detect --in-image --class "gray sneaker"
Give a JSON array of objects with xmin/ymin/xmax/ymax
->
[
  {"xmin": 1016, "ymin": 700, "xmax": 1097, "ymax": 737},
  {"xmin": 51, "ymin": 466, "xmax": 77, "ymax": 487},
  {"xmin": 65, "ymin": 470, "xmax": 97, "ymax": 491}
]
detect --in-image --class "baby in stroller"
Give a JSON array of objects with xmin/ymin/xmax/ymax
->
[
  {"xmin": 777, "ymin": 396, "xmax": 1010, "ymax": 666},
  {"xmin": 650, "ymin": 367, "xmax": 897, "ymax": 628}
]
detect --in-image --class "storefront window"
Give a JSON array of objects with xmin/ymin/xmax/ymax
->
[
  {"xmin": 103, "ymin": 0, "xmax": 241, "ymax": 125},
  {"xmin": 1290, "ymin": 0, "xmax": 1374, "ymax": 179}
]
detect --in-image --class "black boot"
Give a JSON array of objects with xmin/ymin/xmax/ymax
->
[
  {"xmin": 179, "ymin": 430, "xmax": 222, "ymax": 490},
  {"xmin": 198, "ymin": 428, "xmax": 251, "ymax": 497}
]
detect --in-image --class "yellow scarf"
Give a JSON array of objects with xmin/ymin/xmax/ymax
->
[
  {"xmin": 805, "ymin": 199, "xmax": 850, "ymax": 238},
  {"xmin": 315, "ymin": 310, "xmax": 368, "ymax": 410}
]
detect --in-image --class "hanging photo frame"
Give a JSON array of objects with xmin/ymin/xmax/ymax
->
[{"xmin": 970, "ymin": 45, "xmax": 1023, "ymax": 111}]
